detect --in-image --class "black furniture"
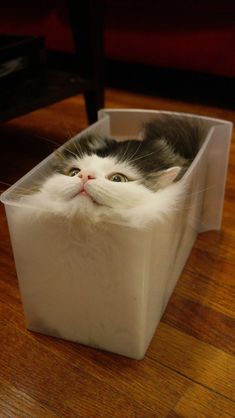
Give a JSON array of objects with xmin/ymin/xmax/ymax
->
[{"xmin": 0, "ymin": 0, "xmax": 104, "ymax": 124}]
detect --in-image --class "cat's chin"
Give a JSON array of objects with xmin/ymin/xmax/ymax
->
[
  {"xmin": 66, "ymin": 192, "xmax": 103, "ymax": 220},
  {"xmin": 72, "ymin": 189, "xmax": 98, "ymax": 205}
]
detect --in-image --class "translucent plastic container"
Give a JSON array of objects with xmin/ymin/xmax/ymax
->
[{"xmin": 0, "ymin": 109, "xmax": 232, "ymax": 359}]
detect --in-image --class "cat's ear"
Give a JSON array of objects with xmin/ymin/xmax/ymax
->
[
  {"xmin": 158, "ymin": 166, "xmax": 182, "ymax": 187},
  {"xmin": 145, "ymin": 166, "xmax": 182, "ymax": 190}
]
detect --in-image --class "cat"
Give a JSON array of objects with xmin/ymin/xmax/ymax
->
[
  {"xmin": 19, "ymin": 114, "xmax": 206, "ymax": 229},
  {"xmin": 7, "ymin": 114, "xmax": 207, "ymax": 351}
]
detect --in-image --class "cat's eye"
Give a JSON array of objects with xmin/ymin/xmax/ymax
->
[
  {"xmin": 68, "ymin": 168, "xmax": 80, "ymax": 177},
  {"xmin": 108, "ymin": 173, "xmax": 129, "ymax": 182}
]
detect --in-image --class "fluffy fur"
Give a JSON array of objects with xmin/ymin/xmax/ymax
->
[{"xmin": 20, "ymin": 115, "xmax": 205, "ymax": 229}]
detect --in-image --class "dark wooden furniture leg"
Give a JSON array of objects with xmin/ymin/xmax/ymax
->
[{"xmin": 68, "ymin": 0, "xmax": 105, "ymax": 123}]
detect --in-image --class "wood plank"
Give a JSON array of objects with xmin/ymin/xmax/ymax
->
[
  {"xmin": 175, "ymin": 246, "xmax": 235, "ymax": 318},
  {"xmin": 163, "ymin": 294, "xmax": 235, "ymax": 356},
  {"xmin": 173, "ymin": 385, "xmax": 235, "ymax": 418},
  {"xmin": 2, "ymin": 291, "xmax": 235, "ymax": 406},
  {"xmin": 3, "ymin": 293, "xmax": 235, "ymax": 416},
  {"xmin": 178, "ymin": 265, "xmax": 235, "ymax": 319},
  {"xmin": 0, "ymin": 315, "xmax": 189, "ymax": 417},
  {"xmin": 0, "ymin": 377, "xmax": 58, "ymax": 418},
  {"xmin": 0, "ymin": 325, "xmax": 160, "ymax": 418},
  {"xmin": 149, "ymin": 323, "xmax": 235, "ymax": 401},
  {"xmin": 1, "ymin": 94, "xmax": 87, "ymax": 142},
  {"xmin": 2, "ymin": 284, "xmax": 235, "ymax": 406},
  {"xmin": 193, "ymin": 231, "xmax": 235, "ymax": 265}
]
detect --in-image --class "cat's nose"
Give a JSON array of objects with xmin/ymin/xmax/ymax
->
[{"xmin": 78, "ymin": 172, "xmax": 95, "ymax": 184}]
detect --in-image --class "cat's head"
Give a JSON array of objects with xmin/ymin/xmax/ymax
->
[{"xmin": 35, "ymin": 134, "xmax": 184, "ymax": 226}]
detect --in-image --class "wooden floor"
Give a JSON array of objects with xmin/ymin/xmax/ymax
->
[{"xmin": 0, "ymin": 89, "xmax": 235, "ymax": 417}]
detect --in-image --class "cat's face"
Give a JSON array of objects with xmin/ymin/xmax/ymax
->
[
  {"xmin": 29, "ymin": 134, "xmax": 183, "ymax": 226},
  {"xmin": 41, "ymin": 153, "xmax": 152, "ymax": 214}
]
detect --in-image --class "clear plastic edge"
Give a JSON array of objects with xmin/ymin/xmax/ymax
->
[
  {"xmin": 98, "ymin": 108, "xmax": 233, "ymax": 126},
  {"xmin": 1, "ymin": 109, "xmax": 232, "ymax": 209}
]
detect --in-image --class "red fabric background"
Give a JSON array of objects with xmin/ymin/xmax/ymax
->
[{"xmin": 1, "ymin": 0, "xmax": 234, "ymax": 77}]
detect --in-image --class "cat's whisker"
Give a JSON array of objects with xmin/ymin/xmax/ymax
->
[
  {"xmin": 120, "ymin": 140, "xmax": 132, "ymax": 162},
  {"xmin": 0, "ymin": 181, "xmax": 13, "ymax": 194},
  {"xmin": 72, "ymin": 139, "xmax": 83, "ymax": 158},
  {"xmin": 171, "ymin": 207, "xmax": 210, "ymax": 228},
  {"xmin": 62, "ymin": 118, "xmax": 76, "ymax": 142},
  {"xmin": 0, "ymin": 181, "xmax": 12, "ymax": 187},
  {"xmin": 11, "ymin": 172, "xmax": 53, "ymax": 196},
  {"xmin": 30, "ymin": 132, "xmax": 81, "ymax": 160},
  {"xmin": 130, "ymin": 151, "xmax": 156, "ymax": 164},
  {"xmin": 184, "ymin": 184, "xmax": 217, "ymax": 198},
  {"xmin": 169, "ymin": 202, "xmax": 210, "ymax": 230},
  {"xmin": 65, "ymin": 148, "xmax": 79, "ymax": 159},
  {"xmin": 12, "ymin": 185, "xmax": 40, "ymax": 194},
  {"xmin": 32, "ymin": 134, "xmax": 62, "ymax": 149},
  {"xmin": 126, "ymin": 142, "xmax": 143, "ymax": 163},
  {"xmin": 171, "ymin": 198, "xmax": 215, "ymax": 231},
  {"xmin": 57, "ymin": 146, "xmax": 80, "ymax": 159}
]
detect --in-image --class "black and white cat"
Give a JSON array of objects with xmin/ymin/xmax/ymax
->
[
  {"xmin": 20, "ymin": 115, "xmax": 205, "ymax": 228},
  {"xmin": 9, "ymin": 114, "xmax": 208, "ymax": 352}
]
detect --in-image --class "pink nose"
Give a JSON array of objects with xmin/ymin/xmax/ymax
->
[{"xmin": 78, "ymin": 172, "xmax": 95, "ymax": 184}]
